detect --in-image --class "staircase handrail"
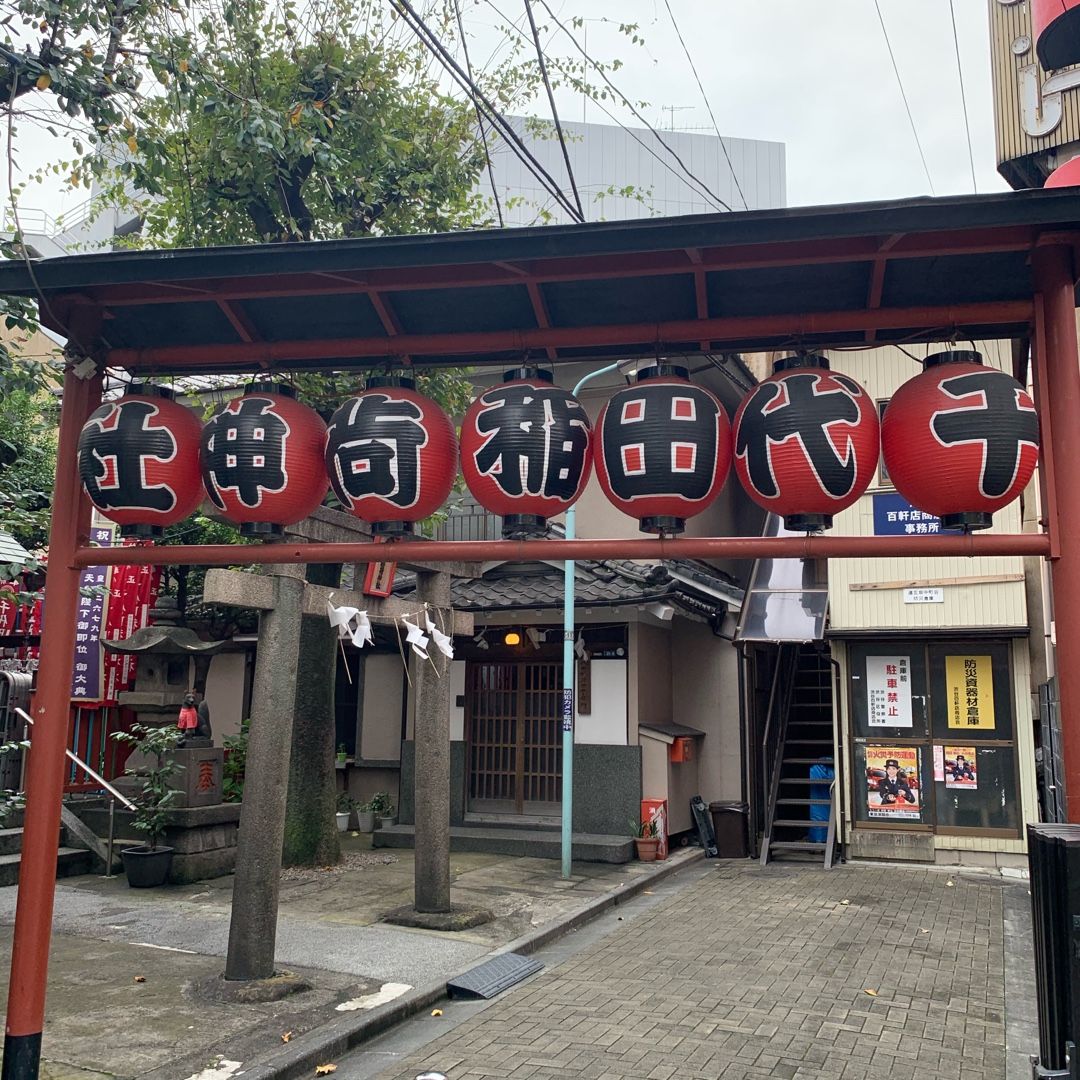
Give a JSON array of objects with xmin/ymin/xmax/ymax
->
[{"xmin": 15, "ymin": 706, "xmax": 134, "ymax": 810}]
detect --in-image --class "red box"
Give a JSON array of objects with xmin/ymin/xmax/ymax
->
[
  {"xmin": 669, "ymin": 736, "xmax": 693, "ymax": 763},
  {"xmin": 641, "ymin": 798, "xmax": 668, "ymax": 860}
]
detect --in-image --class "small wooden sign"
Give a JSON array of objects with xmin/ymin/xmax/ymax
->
[
  {"xmin": 363, "ymin": 559, "xmax": 397, "ymax": 598},
  {"xmin": 576, "ymin": 658, "xmax": 592, "ymax": 715}
]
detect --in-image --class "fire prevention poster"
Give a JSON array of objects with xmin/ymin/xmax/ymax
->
[
  {"xmin": 865, "ymin": 745, "xmax": 922, "ymax": 822},
  {"xmin": 944, "ymin": 746, "xmax": 977, "ymax": 790}
]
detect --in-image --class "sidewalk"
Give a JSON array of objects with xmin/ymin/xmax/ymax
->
[
  {"xmin": 0, "ymin": 835, "xmax": 701, "ymax": 1080},
  {"xmin": 352, "ymin": 861, "xmax": 1038, "ymax": 1080}
]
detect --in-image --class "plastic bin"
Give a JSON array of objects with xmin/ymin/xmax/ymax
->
[{"xmin": 709, "ymin": 801, "xmax": 749, "ymax": 859}]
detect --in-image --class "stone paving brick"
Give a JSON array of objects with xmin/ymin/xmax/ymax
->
[{"xmin": 375, "ymin": 863, "xmax": 1012, "ymax": 1080}]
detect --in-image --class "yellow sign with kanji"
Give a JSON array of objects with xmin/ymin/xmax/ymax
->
[{"xmin": 945, "ymin": 655, "xmax": 995, "ymax": 730}]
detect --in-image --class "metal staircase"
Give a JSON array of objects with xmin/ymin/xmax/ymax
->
[{"xmin": 760, "ymin": 645, "xmax": 838, "ymax": 868}]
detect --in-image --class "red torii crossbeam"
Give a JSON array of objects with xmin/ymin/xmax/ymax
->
[{"xmin": 2, "ymin": 191, "xmax": 1080, "ymax": 1080}]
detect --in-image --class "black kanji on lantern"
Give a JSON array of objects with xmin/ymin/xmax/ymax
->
[
  {"xmin": 79, "ymin": 400, "xmax": 178, "ymax": 512},
  {"xmin": 735, "ymin": 372, "xmax": 862, "ymax": 499},
  {"xmin": 202, "ymin": 396, "xmax": 288, "ymax": 509},
  {"xmin": 473, "ymin": 384, "xmax": 589, "ymax": 500},
  {"xmin": 602, "ymin": 384, "xmax": 718, "ymax": 501},
  {"xmin": 931, "ymin": 370, "xmax": 1039, "ymax": 499},
  {"xmin": 326, "ymin": 393, "xmax": 427, "ymax": 509}
]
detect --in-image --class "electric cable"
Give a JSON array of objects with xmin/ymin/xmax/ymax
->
[
  {"xmin": 453, "ymin": 0, "xmax": 505, "ymax": 227},
  {"xmin": 533, "ymin": 0, "xmax": 732, "ymax": 212},
  {"xmin": 948, "ymin": 0, "xmax": 978, "ymax": 193},
  {"xmin": 391, "ymin": 0, "xmax": 584, "ymax": 222},
  {"xmin": 661, "ymin": 0, "xmax": 748, "ymax": 210},
  {"xmin": 873, "ymin": 0, "xmax": 935, "ymax": 194},
  {"xmin": 523, "ymin": 0, "xmax": 584, "ymax": 221}
]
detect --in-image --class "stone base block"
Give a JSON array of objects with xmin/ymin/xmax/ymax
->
[{"xmin": 848, "ymin": 828, "xmax": 935, "ymax": 863}]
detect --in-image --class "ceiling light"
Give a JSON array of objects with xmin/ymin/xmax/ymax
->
[{"xmin": 504, "ymin": 630, "xmax": 522, "ymax": 646}]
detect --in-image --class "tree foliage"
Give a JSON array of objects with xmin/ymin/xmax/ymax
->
[{"xmin": 0, "ymin": 384, "xmax": 56, "ymax": 549}]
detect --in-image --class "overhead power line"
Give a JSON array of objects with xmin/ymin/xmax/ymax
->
[
  {"xmin": 482, "ymin": 0, "xmax": 728, "ymax": 217},
  {"xmin": 948, "ymin": 0, "xmax": 978, "ymax": 194},
  {"xmin": 523, "ymin": 0, "xmax": 585, "ymax": 221},
  {"xmin": 391, "ymin": 0, "xmax": 585, "ymax": 223},
  {"xmin": 453, "ymin": 0, "xmax": 505, "ymax": 227},
  {"xmin": 661, "ymin": 0, "xmax": 748, "ymax": 211},
  {"xmin": 873, "ymin": 0, "xmax": 935, "ymax": 194},
  {"xmin": 532, "ymin": 0, "xmax": 732, "ymax": 213}
]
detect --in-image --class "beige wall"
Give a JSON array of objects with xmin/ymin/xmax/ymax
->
[
  {"xmin": 362, "ymin": 653, "xmax": 404, "ymax": 761},
  {"xmin": 202, "ymin": 652, "xmax": 248, "ymax": 742},
  {"xmin": 635, "ymin": 622, "xmax": 672, "ymax": 728},
  {"xmin": 671, "ymin": 619, "xmax": 743, "ymax": 802},
  {"xmin": 825, "ymin": 345, "xmax": 1028, "ymax": 633}
]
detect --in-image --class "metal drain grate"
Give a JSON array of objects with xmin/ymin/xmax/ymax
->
[{"xmin": 446, "ymin": 953, "xmax": 543, "ymax": 999}]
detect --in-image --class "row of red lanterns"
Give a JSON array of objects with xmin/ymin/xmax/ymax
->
[{"xmin": 76, "ymin": 353, "xmax": 1039, "ymax": 541}]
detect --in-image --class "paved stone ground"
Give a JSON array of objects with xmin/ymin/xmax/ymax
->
[{"xmin": 372, "ymin": 862, "xmax": 1016, "ymax": 1080}]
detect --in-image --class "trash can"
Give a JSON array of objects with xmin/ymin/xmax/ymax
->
[{"xmin": 709, "ymin": 801, "xmax": 749, "ymax": 859}]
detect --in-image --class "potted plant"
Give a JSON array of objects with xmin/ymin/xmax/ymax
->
[
  {"xmin": 335, "ymin": 791, "xmax": 355, "ymax": 832},
  {"xmin": 355, "ymin": 800, "xmax": 377, "ymax": 833},
  {"xmin": 113, "ymin": 724, "xmax": 185, "ymax": 887},
  {"xmin": 336, "ymin": 743, "xmax": 348, "ymax": 767},
  {"xmin": 370, "ymin": 792, "xmax": 396, "ymax": 828},
  {"xmin": 631, "ymin": 817, "xmax": 660, "ymax": 862}
]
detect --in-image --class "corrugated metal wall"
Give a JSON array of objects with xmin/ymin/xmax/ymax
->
[
  {"xmin": 826, "ymin": 342, "xmax": 1029, "ymax": 633},
  {"xmin": 990, "ymin": 0, "xmax": 1080, "ymax": 182},
  {"xmin": 486, "ymin": 117, "xmax": 786, "ymax": 224}
]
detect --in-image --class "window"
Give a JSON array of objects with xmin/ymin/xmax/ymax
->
[
  {"xmin": 848, "ymin": 640, "xmax": 1021, "ymax": 836},
  {"xmin": 876, "ymin": 400, "xmax": 891, "ymax": 487}
]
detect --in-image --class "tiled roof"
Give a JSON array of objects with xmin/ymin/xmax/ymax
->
[
  {"xmin": 0, "ymin": 531, "xmax": 32, "ymax": 565},
  {"xmin": 395, "ymin": 558, "xmax": 742, "ymax": 619}
]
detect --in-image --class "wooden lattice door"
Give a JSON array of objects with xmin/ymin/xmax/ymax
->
[{"xmin": 467, "ymin": 660, "xmax": 563, "ymax": 814}]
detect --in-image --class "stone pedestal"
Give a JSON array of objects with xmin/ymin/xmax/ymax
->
[
  {"xmin": 114, "ymin": 746, "xmax": 224, "ymax": 808},
  {"xmin": 78, "ymin": 801, "xmax": 242, "ymax": 884},
  {"xmin": 161, "ymin": 803, "xmax": 242, "ymax": 883}
]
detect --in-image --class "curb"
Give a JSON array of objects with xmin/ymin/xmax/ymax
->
[{"xmin": 236, "ymin": 847, "xmax": 706, "ymax": 1079}]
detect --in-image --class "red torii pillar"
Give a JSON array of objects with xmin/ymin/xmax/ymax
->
[
  {"xmin": 1034, "ymin": 242, "xmax": 1080, "ymax": 823},
  {"xmin": 3, "ymin": 368, "xmax": 101, "ymax": 1079}
]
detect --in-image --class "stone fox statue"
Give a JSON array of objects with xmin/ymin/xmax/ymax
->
[{"xmin": 177, "ymin": 691, "xmax": 212, "ymax": 745}]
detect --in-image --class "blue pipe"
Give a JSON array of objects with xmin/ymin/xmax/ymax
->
[{"xmin": 562, "ymin": 361, "xmax": 622, "ymax": 879}]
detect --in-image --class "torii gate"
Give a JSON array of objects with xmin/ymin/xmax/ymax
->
[{"xmin": 2, "ymin": 189, "xmax": 1080, "ymax": 1079}]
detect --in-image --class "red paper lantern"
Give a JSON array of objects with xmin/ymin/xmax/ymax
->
[
  {"xmin": 733, "ymin": 355, "xmax": 879, "ymax": 532},
  {"xmin": 460, "ymin": 368, "xmax": 592, "ymax": 538},
  {"xmin": 594, "ymin": 365, "xmax": 730, "ymax": 534},
  {"xmin": 200, "ymin": 383, "xmax": 328, "ymax": 537},
  {"xmin": 78, "ymin": 385, "xmax": 204, "ymax": 538},
  {"xmin": 1033, "ymin": 0, "xmax": 1080, "ymax": 71},
  {"xmin": 881, "ymin": 350, "xmax": 1039, "ymax": 532},
  {"xmin": 325, "ymin": 376, "xmax": 458, "ymax": 536},
  {"xmin": 1046, "ymin": 155, "xmax": 1080, "ymax": 188}
]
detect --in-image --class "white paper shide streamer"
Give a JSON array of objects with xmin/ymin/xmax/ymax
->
[
  {"xmin": 401, "ymin": 618, "xmax": 430, "ymax": 659},
  {"xmin": 425, "ymin": 614, "xmax": 454, "ymax": 659}
]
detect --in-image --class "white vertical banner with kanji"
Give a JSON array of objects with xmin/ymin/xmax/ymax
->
[{"xmin": 866, "ymin": 655, "xmax": 913, "ymax": 728}]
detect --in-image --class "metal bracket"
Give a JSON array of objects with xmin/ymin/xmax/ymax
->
[{"xmin": 1031, "ymin": 1041, "xmax": 1080, "ymax": 1079}]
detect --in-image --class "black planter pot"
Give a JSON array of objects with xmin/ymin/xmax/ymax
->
[{"xmin": 121, "ymin": 845, "xmax": 174, "ymax": 888}]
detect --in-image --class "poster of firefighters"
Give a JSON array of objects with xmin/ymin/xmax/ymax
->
[{"xmin": 865, "ymin": 745, "xmax": 922, "ymax": 821}]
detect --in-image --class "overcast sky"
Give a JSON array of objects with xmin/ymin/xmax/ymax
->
[{"xmin": 5, "ymin": 0, "xmax": 1008, "ymax": 224}]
